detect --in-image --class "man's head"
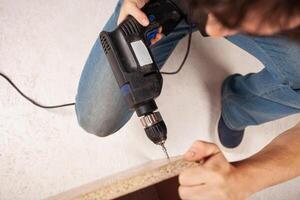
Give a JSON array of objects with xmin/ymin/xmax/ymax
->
[{"xmin": 190, "ymin": 0, "xmax": 300, "ymax": 38}]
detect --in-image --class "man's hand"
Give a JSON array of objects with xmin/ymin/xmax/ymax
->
[
  {"xmin": 118, "ymin": 0, "xmax": 150, "ymax": 26},
  {"xmin": 117, "ymin": 0, "xmax": 162, "ymax": 44},
  {"xmin": 179, "ymin": 141, "xmax": 250, "ymax": 200}
]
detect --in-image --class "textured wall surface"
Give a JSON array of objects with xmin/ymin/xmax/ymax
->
[{"xmin": 0, "ymin": 0, "xmax": 299, "ymax": 199}]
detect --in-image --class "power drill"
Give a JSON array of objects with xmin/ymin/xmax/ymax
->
[{"xmin": 100, "ymin": 0, "xmax": 207, "ymax": 158}]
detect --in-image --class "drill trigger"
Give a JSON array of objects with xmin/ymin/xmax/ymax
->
[{"xmin": 146, "ymin": 28, "xmax": 159, "ymax": 42}]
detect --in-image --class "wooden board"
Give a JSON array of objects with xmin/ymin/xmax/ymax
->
[{"xmin": 47, "ymin": 157, "xmax": 197, "ymax": 200}]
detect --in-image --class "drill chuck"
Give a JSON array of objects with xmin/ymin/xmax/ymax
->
[{"xmin": 140, "ymin": 112, "xmax": 167, "ymax": 144}]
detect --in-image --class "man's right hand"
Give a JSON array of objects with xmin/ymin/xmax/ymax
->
[
  {"xmin": 118, "ymin": 0, "xmax": 162, "ymax": 44},
  {"xmin": 118, "ymin": 0, "xmax": 150, "ymax": 26}
]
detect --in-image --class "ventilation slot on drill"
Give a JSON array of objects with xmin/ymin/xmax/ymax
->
[
  {"xmin": 100, "ymin": 35, "xmax": 110, "ymax": 55},
  {"xmin": 120, "ymin": 18, "xmax": 140, "ymax": 36}
]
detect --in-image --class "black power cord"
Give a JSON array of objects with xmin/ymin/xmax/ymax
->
[
  {"xmin": 0, "ymin": 72, "xmax": 75, "ymax": 109},
  {"xmin": 160, "ymin": 23, "xmax": 193, "ymax": 75}
]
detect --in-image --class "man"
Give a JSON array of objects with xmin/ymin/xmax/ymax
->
[{"xmin": 75, "ymin": 0, "xmax": 300, "ymax": 199}]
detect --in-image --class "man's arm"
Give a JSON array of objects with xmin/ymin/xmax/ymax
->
[
  {"xmin": 178, "ymin": 122, "xmax": 300, "ymax": 200},
  {"xmin": 234, "ymin": 122, "xmax": 300, "ymax": 196}
]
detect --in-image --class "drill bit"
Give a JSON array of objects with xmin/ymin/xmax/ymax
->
[{"xmin": 160, "ymin": 143, "xmax": 170, "ymax": 160}]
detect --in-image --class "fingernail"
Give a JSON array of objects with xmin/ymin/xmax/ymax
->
[
  {"xmin": 185, "ymin": 150, "xmax": 195, "ymax": 158},
  {"xmin": 142, "ymin": 18, "xmax": 149, "ymax": 26}
]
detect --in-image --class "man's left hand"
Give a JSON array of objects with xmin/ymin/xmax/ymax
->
[{"xmin": 179, "ymin": 141, "xmax": 250, "ymax": 200}]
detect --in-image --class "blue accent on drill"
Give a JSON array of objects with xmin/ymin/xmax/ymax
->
[
  {"xmin": 146, "ymin": 15, "xmax": 158, "ymax": 45},
  {"xmin": 120, "ymin": 84, "xmax": 131, "ymax": 97},
  {"xmin": 147, "ymin": 29, "xmax": 159, "ymax": 43}
]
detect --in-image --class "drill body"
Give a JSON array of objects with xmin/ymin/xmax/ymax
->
[
  {"xmin": 100, "ymin": 0, "xmax": 184, "ymax": 145},
  {"xmin": 99, "ymin": 0, "xmax": 209, "ymax": 146}
]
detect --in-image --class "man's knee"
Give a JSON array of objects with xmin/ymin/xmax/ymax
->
[
  {"xmin": 75, "ymin": 102, "xmax": 114, "ymax": 137},
  {"xmin": 76, "ymin": 105, "xmax": 110, "ymax": 137},
  {"xmin": 75, "ymin": 99, "xmax": 133, "ymax": 137}
]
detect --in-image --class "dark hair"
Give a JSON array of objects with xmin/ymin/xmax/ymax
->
[{"xmin": 190, "ymin": 0, "xmax": 300, "ymax": 39}]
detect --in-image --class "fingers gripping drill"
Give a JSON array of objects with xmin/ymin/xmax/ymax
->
[{"xmin": 99, "ymin": 0, "xmax": 206, "ymax": 157}]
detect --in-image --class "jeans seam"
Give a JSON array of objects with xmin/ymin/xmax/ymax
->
[
  {"xmin": 221, "ymin": 84, "xmax": 284, "ymax": 129},
  {"xmin": 223, "ymin": 84, "xmax": 284, "ymax": 102},
  {"xmin": 222, "ymin": 97, "xmax": 259, "ymax": 130}
]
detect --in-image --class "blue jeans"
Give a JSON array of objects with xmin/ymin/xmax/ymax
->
[{"xmin": 75, "ymin": 0, "xmax": 300, "ymax": 136}]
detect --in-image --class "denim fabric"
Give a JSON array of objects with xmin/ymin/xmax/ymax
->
[
  {"xmin": 75, "ymin": 0, "xmax": 300, "ymax": 136},
  {"xmin": 222, "ymin": 35, "xmax": 300, "ymax": 130}
]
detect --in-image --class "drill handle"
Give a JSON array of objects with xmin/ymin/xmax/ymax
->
[{"xmin": 140, "ymin": 0, "xmax": 184, "ymax": 45}]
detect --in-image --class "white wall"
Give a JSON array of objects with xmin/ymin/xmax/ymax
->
[{"xmin": 0, "ymin": 0, "xmax": 299, "ymax": 199}]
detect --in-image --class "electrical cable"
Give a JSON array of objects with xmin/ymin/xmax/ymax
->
[
  {"xmin": 160, "ymin": 23, "xmax": 193, "ymax": 75},
  {"xmin": 0, "ymin": 72, "xmax": 75, "ymax": 109}
]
